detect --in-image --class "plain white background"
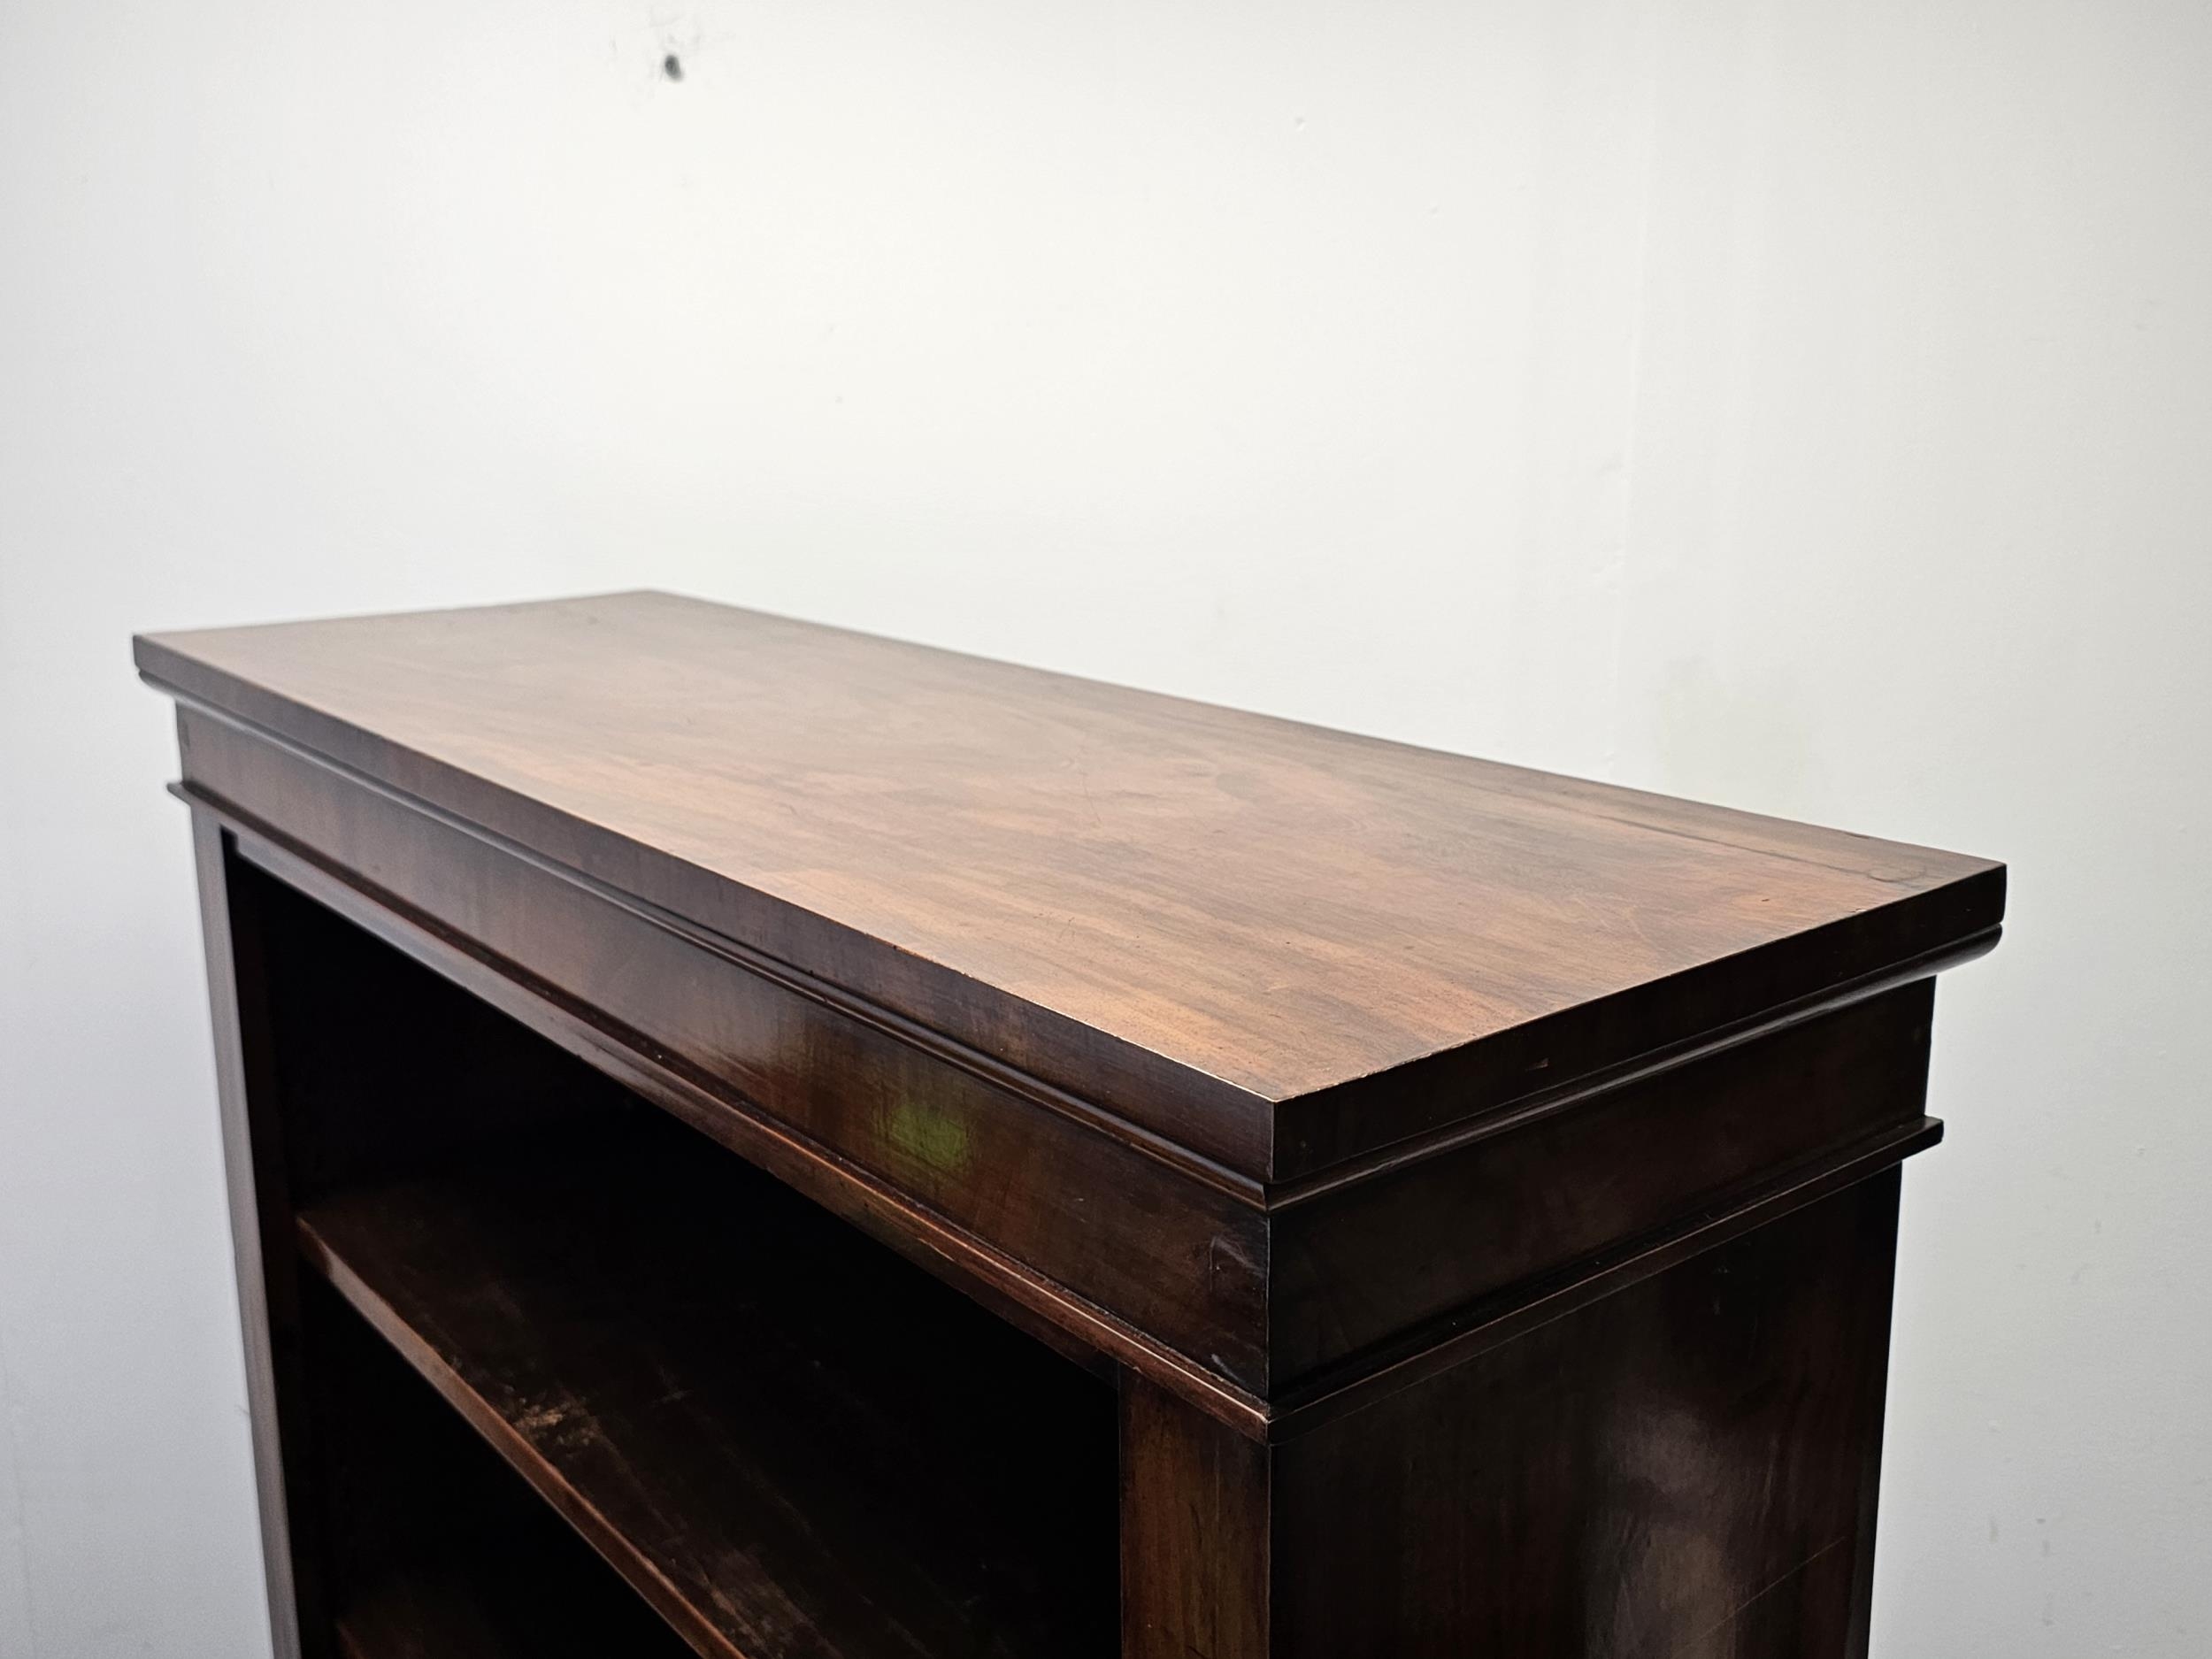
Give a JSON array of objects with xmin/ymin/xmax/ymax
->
[{"xmin": 3, "ymin": 0, "xmax": 2207, "ymax": 1652}]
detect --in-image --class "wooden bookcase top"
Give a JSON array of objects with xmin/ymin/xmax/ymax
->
[{"xmin": 137, "ymin": 590, "xmax": 2001, "ymax": 1183}]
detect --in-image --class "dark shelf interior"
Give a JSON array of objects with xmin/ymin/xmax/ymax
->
[
  {"xmin": 307, "ymin": 1275, "xmax": 698, "ymax": 1659},
  {"xmin": 247, "ymin": 861, "xmax": 1120, "ymax": 1659}
]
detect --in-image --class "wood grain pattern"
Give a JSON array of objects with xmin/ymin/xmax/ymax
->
[
  {"xmin": 184, "ymin": 713, "xmax": 1955, "ymax": 1412},
  {"xmin": 1269, "ymin": 1171, "xmax": 1905, "ymax": 1659},
  {"xmin": 138, "ymin": 591, "xmax": 2002, "ymax": 1179},
  {"xmin": 1266, "ymin": 979, "xmax": 1934, "ymax": 1390},
  {"xmin": 145, "ymin": 593, "xmax": 2001, "ymax": 1658},
  {"xmin": 1118, "ymin": 1174, "xmax": 1906, "ymax": 1659},
  {"xmin": 195, "ymin": 725, "xmax": 1269, "ymax": 1409},
  {"xmin": 1121, "ymin": 1378, "xmax": 1271, "ymax": 1659}
]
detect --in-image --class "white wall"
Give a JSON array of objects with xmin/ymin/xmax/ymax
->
[{"xmin": 3, "ymin": 0, "xmax": 2206, "ymax": 1651}]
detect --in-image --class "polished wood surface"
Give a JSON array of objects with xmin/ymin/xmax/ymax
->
[
  {"xmin": 139, "ymin": 591, "xmax": 2001, "ymax": 1179},
  {"xmin": 1123, "ymin": 1174, "xmax": 1906, "ymax": 1659},
  {"xmin": 187, "ymin": 712, "xmax": 1270, "ymax": 1404},
  {"xmin": 147, "ymin": 595, "xmax": 2002, "ymax": 1657},
  {"xmin": 176, "ymin": 707, "xmax": 1948, "ymax": 1416},
  {"xmin": 1282, "ymin": 1174, "xmax": 1905, "ymax": 1658}
]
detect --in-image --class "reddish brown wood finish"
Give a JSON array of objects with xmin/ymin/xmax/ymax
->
[
  {"xmin": 180, "ymin": 708, "xmax": 1270, "ymax": 1404},
  {"xmin": 1125, "ymin": 1174, "xmax": 1906, "ymax": 1658},
  {"xmin": 139, "ymin": 591, "xmax": 2000, "ymax": 1181},
  {"xmin": 142, "ymin": 594, "xmax": 2003, "ymax": 1659},
  {"xmin": 167, "ymin": 703, "xmax": 1970, "ymax": 1418}
]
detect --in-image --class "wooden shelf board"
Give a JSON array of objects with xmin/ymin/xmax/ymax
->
[{"xmin": 297, "ymin": 1112, "xmax": 1118, "ymax": 1659}]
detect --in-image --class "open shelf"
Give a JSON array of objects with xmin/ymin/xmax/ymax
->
[
  {"xmin": 303, "ymin": 1274, "xmax": 699, "ymax": 1659},
  {"xmin": 296, "ymin": 1108, "xmax": 1118, "ymax": 1659},
  {"xmin": 241, "ymin": 859, "xmax": 1119, "ymax": 1659}
]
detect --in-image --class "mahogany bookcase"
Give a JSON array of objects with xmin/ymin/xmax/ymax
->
[{"xmin": 138, "ymin": 592, "xmax": 2002, "ymax": 1658}]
